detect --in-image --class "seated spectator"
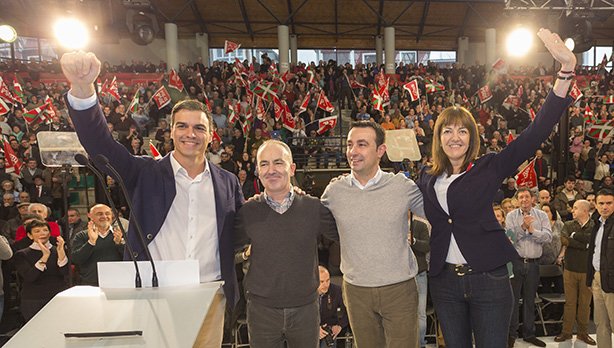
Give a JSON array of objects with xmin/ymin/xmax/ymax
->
[
  {"xmin": 318, "ymin": 265, "xmax": 348, "ymax": 348},
  {"xmin": 13, "ymin": 219, "xmax": 68, "ymax": 321}
]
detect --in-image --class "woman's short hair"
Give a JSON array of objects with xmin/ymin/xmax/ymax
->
[{"xmin": 25, "ymin": 218, "xmax": 50, "ymax": 235}]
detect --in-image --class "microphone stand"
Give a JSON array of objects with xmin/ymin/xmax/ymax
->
[
  {"xmin": 95, "ymin": 154, "xmax": 158, "ymax": 288},
  {"xmin": 74, "ymin": 154, "xmax": 142, "ymax": 288}
]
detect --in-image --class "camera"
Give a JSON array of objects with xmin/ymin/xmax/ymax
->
[{"xmin": 322, "ymin": 325, "xmax": 335, "ymax": 347}]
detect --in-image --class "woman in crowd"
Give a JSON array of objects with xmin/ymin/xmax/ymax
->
[
  {"xmin": 13, "ymin": 219, "xmax": 68, "ymax": 321},
  {"xmin": 539, "ymin": 202, "xmax": 564, "ymax": 293},
  {"xmin": 416, "ymin": 28, "xmax": 575, "ymax": 347}
]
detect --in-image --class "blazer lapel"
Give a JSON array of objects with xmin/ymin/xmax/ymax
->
[
  {"xmin": 209, "ymin": 164, "xmax": 226, "ymax": 238},
  {"xmin": 427, "ymin": 174, "xmax": 448, "ymax": 216}
]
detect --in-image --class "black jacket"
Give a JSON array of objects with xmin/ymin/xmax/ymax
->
[{"xmin": 587, "ymin": 215, "xmax": 614, "ymax": 291}]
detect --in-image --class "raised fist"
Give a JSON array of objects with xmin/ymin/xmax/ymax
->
[{"xmin": 60, "ymin": 51, "xmax": 101, "ymax": 98}]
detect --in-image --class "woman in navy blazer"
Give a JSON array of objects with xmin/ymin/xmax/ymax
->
[{"xmin": 417, "ymin": 29, "xmax": 576, "ymax": 347}]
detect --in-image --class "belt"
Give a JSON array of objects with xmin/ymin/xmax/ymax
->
[
  {"xmin": 445, "ymin": 263, "xmax": 474, "ymax": 276},
  {"xmin": 519, "ymin": 257, "xmax": 540, "ymax": 263}
]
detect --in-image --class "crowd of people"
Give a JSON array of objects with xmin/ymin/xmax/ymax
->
[{"xmin": 0, "ymin": 27, "xmax": 612, "ymax": 347}]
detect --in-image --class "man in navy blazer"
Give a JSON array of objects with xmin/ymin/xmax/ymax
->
[{"xmin": 60, "ymin": 52, "xmax": 244, "ymax": 345}]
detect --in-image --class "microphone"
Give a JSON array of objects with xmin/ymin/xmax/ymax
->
[
  {"xmin": 75, "ymin": 154, "xmax": 142, "ymax": 288},
  {"xmin": 94, "ymin": 154, "xmax": 159, "ymax": 288}
]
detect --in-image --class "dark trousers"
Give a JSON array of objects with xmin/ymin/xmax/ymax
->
[
  {"xmin": 247, "ymin": 299, "xmax": 319, "ymax": 348},
  {"xmin": 429, "ymin": 264, "xmax": 514, "ymax": 348},
  {"xmin": 509, "ymin": 260, "xmax": 540, "ymax": 339}
]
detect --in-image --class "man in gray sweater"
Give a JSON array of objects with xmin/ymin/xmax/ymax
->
[
  {"xmin": 235, "ymin": 140, "xmax": 338, "ymax": 348},
  {"xmin": 321, "ymin": 121, "xmax": 424, "ymax": 348}
]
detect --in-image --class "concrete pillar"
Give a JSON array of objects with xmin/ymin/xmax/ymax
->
[
  {"xmin": 164, "ymin": 23, "xmax": 178, "ymax": 72},
  {"xmin": 457, "ymin": 36, "xmax": 469, "ymax": 65},
  {"xmin": 290, "ymin": 34, "xmax": 298, "ymax": 65},
  {"xmin": 375, "ymin": 35, "xmax": 383, "ymax": 66},
  {"xmin": 195, "ymin": 33, "xmax": 209, "ymax": 67},
  {"xmin": 277, "ymin": 25, "xmax": 290, "ymax": 73},
  {"xmin": 485, "ymin": 28, "xmax": 496, "ymax": 68},
  {"xmin": 384, "ymin": 27, "xmax": 395, "ymax": 74}
]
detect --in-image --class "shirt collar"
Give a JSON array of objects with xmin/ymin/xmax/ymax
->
[
  {"xmin": 263, "ymin": 186, "xmax": 295, "ymax": 205},
  {"xmin": 29, "ymin": 240, "xmax": 52, "ymax": 250},
  {"xmin": 348, "ymin": 168, "xmax": 383, "ymax": 188},
  {"xmin": 170, "ymin": 151, "xmax": 210, "ymax": 179}
]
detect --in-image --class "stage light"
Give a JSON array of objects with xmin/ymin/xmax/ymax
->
[
  {"xmin": 506, "ymin": 27, "xmax": 533, "ymax": 57},
  {"xmin": 560, "ymin": 17, "xmax": 593, "ymax": 53},
  {"xmin": 0, "ymin": 25, "xmax": 17, "ymax": 43},
  {"xmin": 564, "ymin": 38, "xmax": 575, "ymax": 52},
  {"xmin": 54, "ymin": 18, "xmax": 89, "ymax": 50}
]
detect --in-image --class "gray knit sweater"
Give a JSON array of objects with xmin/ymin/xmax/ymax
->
[{"xmin": 321, "ymin": 171, "xmax": 424, "ymax": 287}]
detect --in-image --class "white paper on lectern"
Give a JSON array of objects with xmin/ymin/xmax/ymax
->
[{"xmin": 98, "ymin": 260, "xmax": 200, "ymax": 288}]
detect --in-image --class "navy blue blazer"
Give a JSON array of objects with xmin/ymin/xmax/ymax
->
[
  {"xmin": 67, "ymin": 97, "xmax": 244, "ymax": 306},
  {"xmin": 418, "ymin": 92, "xmax": 572, "ymax": 277}
]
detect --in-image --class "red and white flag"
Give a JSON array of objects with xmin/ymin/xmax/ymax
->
[
  {"xmin": 152, "ymin": 86, "xmax": 172, "ymax": 109},
  {"xmin": 506, "ymin": 132, "xmax": 515, "ymax": 145},
  {"xmin": 240, "ymin": 119, "xmax": 250, "ymax": 136},
  {"xmin": 280, "ymin": 70, "xmax": 294, "ymax": 85},
  {"xmin": 43, "ymin": 96, "xmax": 57, "ymax": 119},
  {"xmin": 228, "ymin": 104, "xmax": 239, "ymax": 125},
  {"xmin": 605, "ymin": 95, "xmax": 614, "ymax": 104},
  {"xmin": 298, "ymin": 92, "xmax": 310, "ymax": 114},
  {"xmin": 281, "ymin": 101, "xmax": 296, "ymax": 131},
  {"xmin": 203, "ymin": 93, "xmax": 212, "ymax": 113},
  {"xmin": 224, "ymin": 40, "xmax": 241, "ymax": 54},
  {"xmin": 2, "ymin": 137, "xmax": 23, "ymax": 175},
  {"xmin": 371, "ymin": 89, "xmax": 384, "ymax": 112},
  {"xmin": 23, "ymin": 105, "xmax": 48, "ymax": 126},
  {"xmin": 317, "ymin": 91, "xmax": 335, "ymax": 113},
  {"xmin": 403, "ymin": 80, "xmax": 420, "ymax": 102},
  {"xmin": 256, "ymin": 97, "xmax": 266, "ymax": 120},
  {"xmin": 317, "ymin": 115, "xmax": 338, "ymax": 135},
  {"xmin": 12, "ymin": 77, "xmax": 24, "ymax": 104},
  {"xmin": 212, "ymin": 130, "xmax": 222, "ymax": 143},
  {"xmin": 515, "ymin": 159, "xmax": 538, "ymax": 189},
  {"xmin": 168, "ymin": 69, "xmax": 185, "ymax": 91},
  {"xmin": 570, "ymin": 82, "xmax": 583, "ymax": 102},
  {"xmin": 307, "ymin": 70, "xmax": 316, "ymax": 85},
  {"xmin": 529, "ymin": 108, "xmax": 536, "ymax": 121},
  {"xmin": 462, "ymin": 93, "xmax": 469, "ymax": 105},
  {"xmin": 273, "ymin": 96, "xmax": 283, "ymax": 121},
  {"xmin": 0, "ymin": 98, "xmax": 9, "ymax": 116},
  {"xmin": 149, "ymin": 140, "xmax": 162, "ymax": 160},
  {"xmin": 477, "ymin": 85, "xmax": 493, "ymax": 104},
  {"xmin": 0, "ymin": 78, "xmax": 15, "ymax": 104},
  {"xmin": 103, "ymin": 76, "xmax": 121, "ymax": 102},
  {"xmin": 491, "ymin": 58, "xmax": 506, "ymax": 72}
]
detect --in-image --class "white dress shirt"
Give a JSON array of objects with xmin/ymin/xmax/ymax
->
[
  {"xmin": 593, "ymin": 218, "xmax": 606, "ymax": 272},
  {"xmin": 149, "ymin": 155, "xmax": 220, "ymax": 283},
  {"xmin": 435, "ymin": 172, "xmax": 468, "ymax": 264}
]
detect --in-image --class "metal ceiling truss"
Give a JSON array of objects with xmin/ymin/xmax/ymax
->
[{"xmin": 505, "ymin": 0, "xmax": 614, "ymax": 10}]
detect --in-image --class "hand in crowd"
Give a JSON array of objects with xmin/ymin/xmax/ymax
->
[
  {"xmin": 522, "ymin": 215, "xmax": 535, "ymax": 233},
  {"xmin": 37, "ymin": 239, "xmax": 51, "ymax": 260},
  {"xmin": 56, "ymin": 236, "xmax": 66, "ymax": 261},
  {"xmin": 87, "ymin": 221, "xmax": 98, "ymax": 245},
  {"xmin": 112, "ymin": 226, "xmax": 123, "ymax": 245}
]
